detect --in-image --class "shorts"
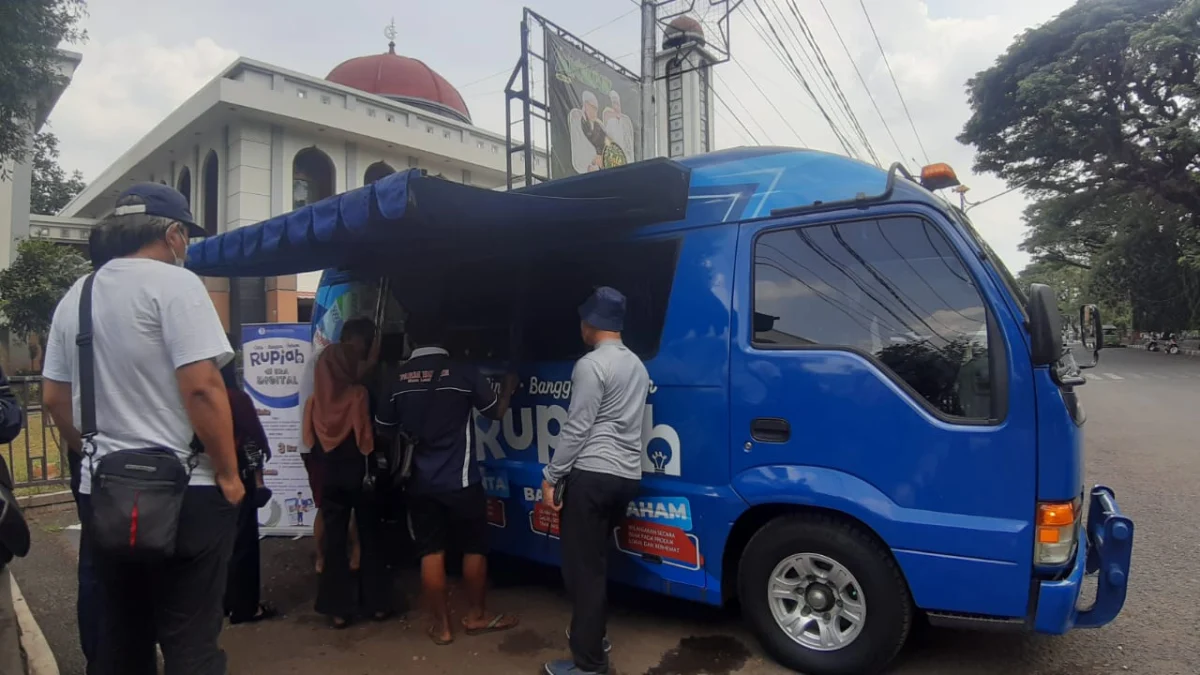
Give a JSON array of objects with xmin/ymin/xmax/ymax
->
[
  {"xmin": 407, "ymin": 483, "xmax": 489, "ymax": 558},
  {"xmin": 302, "ymin": 452, "xmax": 324, "ymax": 508}
]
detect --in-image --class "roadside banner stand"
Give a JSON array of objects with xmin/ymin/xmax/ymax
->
[{"xmin": 241, "ymin": 323, "xmax": 315, "ymax": 536}]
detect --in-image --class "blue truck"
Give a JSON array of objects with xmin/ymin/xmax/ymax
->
[{"xmin": 189, "ymin": 147, "xmax": 1133, "ymax": 675}]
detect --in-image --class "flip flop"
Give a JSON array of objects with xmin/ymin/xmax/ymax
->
[
  {"xmin": 427, "ymin": 625, "xmax": 454, "ymax": 646},
  {"xmin": 463, "ymin": 613, "xmax": 519, "ymax": 636}
]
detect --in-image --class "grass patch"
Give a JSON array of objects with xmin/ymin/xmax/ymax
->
[{"xmin": 3, "ymin": 412, "xmax": 70, "ymax": 489}]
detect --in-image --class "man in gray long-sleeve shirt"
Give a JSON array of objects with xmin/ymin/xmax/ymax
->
[{"xmin": 542, "ymin": 287, "xmax": 649, "ymax": 675}]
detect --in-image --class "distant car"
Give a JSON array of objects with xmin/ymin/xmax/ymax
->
[{"xmin": 1101, "ymin": 325, "xmax": 1120, "ymax": 348}]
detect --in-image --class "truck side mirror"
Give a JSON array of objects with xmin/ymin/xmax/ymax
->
[
  {"xmin": 1027, "ymin": 284, "xmax": 1063, "ymax": 366},
  {"xmin": 1078, "ymin": 304, "xmax": 1102, "ymax": 368}
]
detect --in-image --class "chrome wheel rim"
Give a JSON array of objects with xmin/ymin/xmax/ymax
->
[{"xmin": 767, "ymin": 553, "xmax": 866, "ymax": 652}]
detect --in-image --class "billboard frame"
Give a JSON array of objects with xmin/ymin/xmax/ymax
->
[{"xmin": 504, "ymin": 8, "xmax": 640, "ymax": 190}]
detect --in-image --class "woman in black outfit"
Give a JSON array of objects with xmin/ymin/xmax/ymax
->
[
  {"xmin": 302, "ymin": 319, "xmax": 391, "ymax": 628},
  {"xmin": 221, "ymin": 356, "xmax": 279, "ymax": 624}
]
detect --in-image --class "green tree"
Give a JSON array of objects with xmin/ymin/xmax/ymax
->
[
  {"xmin": 0, "ymin": 0, "xmax": 86, "ymax": 169},
  {"xmin": 30, "ymin": 131, "xmax": 86, "ymax": 215},
  {"xmin": 959, "ymin": 0, "xmax": 1200, "ymax": 216},
  {"xmin": 0, "ymin": 239, "xmax": 89, "ymax": 343}
]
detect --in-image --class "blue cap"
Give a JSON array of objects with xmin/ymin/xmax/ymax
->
[
  {"xmin": 114, "ymin": 183, "xmax": 204, "ymax": 238},
  {"xmin": 579, "ymin": 286, "xmax": 626, "ymax": 332}
]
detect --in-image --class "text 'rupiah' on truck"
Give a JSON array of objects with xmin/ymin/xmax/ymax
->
[{"xmin": 188, "ymin": 147, "xmax": 1134, "ymax": 675}]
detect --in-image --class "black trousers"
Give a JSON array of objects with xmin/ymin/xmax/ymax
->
[
  {"xmin": 84, "ymin": 485, "xmax": 237, "ymax": 675},
  {"xmin": 69, "ymin": 451, "xmax": 99, "ymax": 671},
  {"xmin": 314, "ymin": 443, "xmax": 391, "ymax": 619},
  {"xmin": 224, "ymin": 476, "xmax": 261, "ymax": 622},
  {"xmin": 561, "ymin": 469, "xmax": 641, "ymax": 673}
]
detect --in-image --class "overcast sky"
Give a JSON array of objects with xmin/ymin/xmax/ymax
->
[{"xmin": 47, "ymin": 0, "xmax": 1076, "ymax": 273}]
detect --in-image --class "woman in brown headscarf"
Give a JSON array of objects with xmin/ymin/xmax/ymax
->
[{"xmin": 303, "ymin": 318, "xmax": 392, "ymax": 627}]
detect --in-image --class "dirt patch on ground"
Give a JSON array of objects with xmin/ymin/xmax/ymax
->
[{"xmin": 644, "ymin": 635, "xmax": 753, "ymax": 675}]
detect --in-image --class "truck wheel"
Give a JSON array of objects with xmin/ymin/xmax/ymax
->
[{"xmin": 738, "ymin": 514, "xmax": 912, "ymax": 675}]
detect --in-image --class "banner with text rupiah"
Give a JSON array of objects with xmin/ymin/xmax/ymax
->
[
  {"xmin": 545, "ymin": 30, "xmax": 641, "ymax": 179},
  {"xmin": 241, "ymin": 323, "xmax": 314, "ymax": 536}
]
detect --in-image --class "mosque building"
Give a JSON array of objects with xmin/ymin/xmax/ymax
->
[
  {"xmin": 51, "ymin": 34, "xmax": 548, "ymax": 329},
  {"xmin": 1, "ymin": 15, "xmax": 718, "ymax": 370}
]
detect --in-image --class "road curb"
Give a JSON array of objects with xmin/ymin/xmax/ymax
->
[
  {"xmin": 16, "ymin": 491, "xmax": 74, "ymax": 511},
  {"xmin": 1126, "ymin": 343, "xmax": 1200, "ymax": 357},
  {"xmin": 10, "ymin": 575, "xmax": 59, "ymax": 675}
]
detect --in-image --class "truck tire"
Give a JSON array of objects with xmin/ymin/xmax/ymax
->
[{"xmin": 738, "ymin": 514, "xmax": 912, "ymax": 675}]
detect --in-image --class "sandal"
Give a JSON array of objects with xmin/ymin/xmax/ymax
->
[
  {"xmin": 331, "ymin": 617, "xmax": 351, "ymax": 630},
  {"xmin": 427, "ymin": 625, "xmax": 454, "ymax": 646},
  {"xmin": 463, "ymin": 613, "xmax": 519, "ymax": 636},
  {"xmin": 230, "ymin": 602, "xmax": 279, "ymax": 625}
]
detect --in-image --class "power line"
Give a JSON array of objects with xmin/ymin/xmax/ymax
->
[
  {"xmin": 474, "ymin": 50, "xmax": 638, "ymax": 97},
  {"xmin": 713, "ymin": 87, "xmax": 762, "ymax": 145},
  {"xmin": 715, "ymin": 106, "xmax": 755, "ymax": 147},
  {"xmin": 859, "ymin": 0, "xmax": 930, "ymax": 164},
  {"xmin": 759, "ymin": 0, "xmax": 863, "ymax": 159},
  {"xmin": 713, "ymin": 69, "xmax": 776, "ymax": 145},
  {"xmin": 818, "ymin": 0, "xmax": 906, "ymax": 162},
  {"xmin": 731, "ymin": 57, "xmax": 809, "ymax": 147},
  {"xmin": 739, "ymin": 6, "xmax": 822, "ymax": 116},
  {"xmin": 459, "ymin": 7, "xmax": 639, "ymax": 90},
  {"xmin": 964, "ymin": 180, "xmax": 1032, "ymax": 212},
  {"xmin": 746, "ymin": 0, "xmax": 858, "ymax": 158},
  {"xmin": 783, "ymin": 0, "xmax": 880, "ymax": 166}
]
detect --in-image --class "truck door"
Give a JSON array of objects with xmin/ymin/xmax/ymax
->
[{"xmin": 728, "ymin": 207, "xmax": 1039, "ymax": 618}]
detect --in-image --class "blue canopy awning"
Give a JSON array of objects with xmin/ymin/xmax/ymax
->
[{"xmin": 186, "ymin": 158, "xmax": 691, "ymax": 278}]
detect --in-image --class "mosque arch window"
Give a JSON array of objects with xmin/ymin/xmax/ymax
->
[
  {"xmin": 176, "ymin": 166, "xmax": 192, "ymax": 206},
  {"xmin": 292, "ymin": 147, "xmax": 336, "ymax": 209},
  {"xmin": 202, "ymin": 151, "xmax": 219, "ymax": 237},
  {"xmin": 363, "ymin": 161, "xmax": 395, "ymax": 185}
]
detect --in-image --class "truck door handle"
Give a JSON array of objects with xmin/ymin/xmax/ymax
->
[{"xmin": 751, "ymin": 418, "xmax": 791, "ymax": 443}]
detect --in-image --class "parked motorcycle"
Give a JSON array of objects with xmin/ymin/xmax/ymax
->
[{"xmin": 1147, "ymin": 335, "xmax": 1180, "ymax": 354}]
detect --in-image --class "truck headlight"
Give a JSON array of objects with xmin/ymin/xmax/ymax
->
[{"xmin": 1036, "ymin": 500, "xmax": 1080, "ymax": 566}]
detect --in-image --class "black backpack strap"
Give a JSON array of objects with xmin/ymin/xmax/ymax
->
[{"xmin": 76, "ymin": 273, "xmax": 98, "ymax": 450}]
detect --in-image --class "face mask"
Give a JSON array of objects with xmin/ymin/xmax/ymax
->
[{"xmin": 167, "ymin": 224, "xmax": 186, "ymax": 267}]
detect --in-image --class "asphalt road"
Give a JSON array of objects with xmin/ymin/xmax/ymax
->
[{"xmin": 11, "ymin": 345, "xmax": 1199, "ymax": 674}]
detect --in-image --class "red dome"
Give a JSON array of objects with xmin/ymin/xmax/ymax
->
[
  {"xmin": 327, "ymin": 49, "xmax": 471, "ymax": 123},
  {"xmin": 667, "ymin": 15, "xmax": 704, "ymax": 35},
  {"xmin": 662, "ymin": 15, "xmax": 706, "ymax": 48}
]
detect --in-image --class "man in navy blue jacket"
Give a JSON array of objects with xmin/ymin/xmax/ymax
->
[
  {"xmin": 1, "ymin": 363, "xmax": 28, "ymax": 675},
  {"xmin": 0, "ymin": 364, "xmax": 20, "ymax": 445}
]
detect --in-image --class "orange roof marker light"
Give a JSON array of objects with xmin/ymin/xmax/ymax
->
[{"xmin": 920, "ymin": 163, "xmax": 961, "ymax": 191}]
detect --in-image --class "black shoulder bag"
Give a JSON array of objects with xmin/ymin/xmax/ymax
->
[
  {"xmin": 0, "ymin": 454, "xmax": 30, "ymax": 567},
  {"xmin": 386, "ymin": 357, "xmax": 446, "ymax": 487},
  {"xmin": 78, "ymin": 272, "xmax": 198, "ymax": 561}
]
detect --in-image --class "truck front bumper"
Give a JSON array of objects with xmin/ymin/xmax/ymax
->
[{"xmin": 1033, "ymin": 485, "xmax": 1134, "ymax": 634}]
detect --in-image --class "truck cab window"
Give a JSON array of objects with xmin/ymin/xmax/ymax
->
[{"xmin": 753, "ymin": 216, "xmax": 993, "ymax": 420}]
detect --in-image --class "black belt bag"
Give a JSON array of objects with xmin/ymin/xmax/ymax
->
[
  {"xmin": 77, "ymin": 272, "xmax": 197, "ymax": 562},
  {"xmin": 90, "ymin": 448, "xmax": 193, "ymax": 560}
]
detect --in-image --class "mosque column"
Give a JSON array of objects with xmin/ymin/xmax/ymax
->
[
  {"xmin": 205, "ymin": 277, "xmax": 232, "ymax": 331},
  {"xmin": 266, "ymin": 275, "xmax": 299, "ymax": 323}
]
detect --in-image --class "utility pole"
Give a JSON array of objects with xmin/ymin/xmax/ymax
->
[{"xmin": 640, "ymin": 1, "xmax": 658, "ymax": 160}]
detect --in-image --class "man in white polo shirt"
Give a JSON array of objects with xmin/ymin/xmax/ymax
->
[{"xmin": 42, "ymin": 183, "xmax": 243, "ymax": 675}]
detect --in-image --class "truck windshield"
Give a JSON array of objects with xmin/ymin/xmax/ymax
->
[{"xmin": 952, "ymin": 208, "xmax": 1028, "ymax": 316}]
